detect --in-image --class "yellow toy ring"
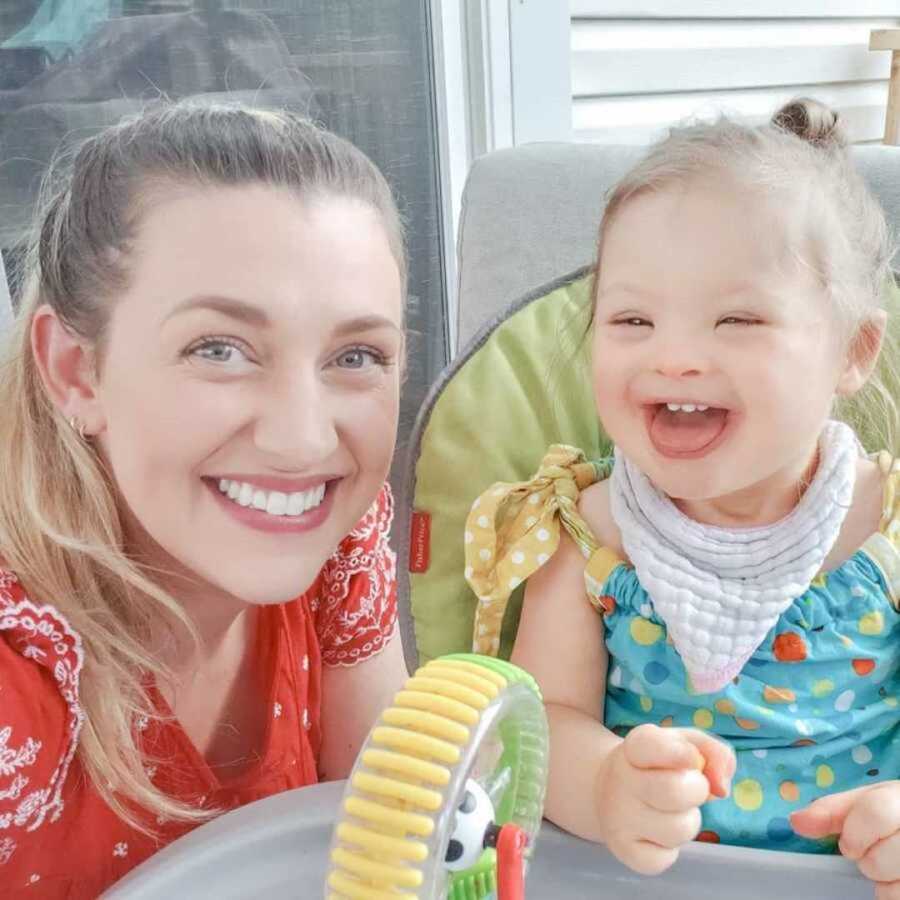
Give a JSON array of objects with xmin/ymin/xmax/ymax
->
[{"xmin": 326, "ymin": 653, "xmax": 549, "ymax": 899}]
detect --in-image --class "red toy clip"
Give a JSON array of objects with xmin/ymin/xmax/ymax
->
[{"xmin": 496, "ymin": 823, "xmax": 528, "ymax": 900}]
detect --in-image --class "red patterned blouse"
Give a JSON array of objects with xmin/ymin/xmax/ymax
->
[{"xmin": 0, "ymin": 486, "xmax": 397, "ymax": 898}]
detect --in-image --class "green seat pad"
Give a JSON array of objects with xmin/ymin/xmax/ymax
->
[
  {"xmin": 405, "ymin": 271, "xmax": 900, "ymax": 666},
  {"xmin": 408, "ymin": 272, "xmax": 610, "ymax": 663}
]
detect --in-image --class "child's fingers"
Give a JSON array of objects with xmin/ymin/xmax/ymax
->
[
  {"xmin": 858, "ymin": 832, "xmax": 900, "ymax": 884},
  {"xmin": 875, "ymin": 880, "xmax": 900, "ymax": 900},
  {"xmin": 639, "ymin": 806, "xmax": 703, "ymax": 850},
  {"xmin": 840, "ymin": 783, "xmax": 900, "ymax": 863},
  {"xmin": 678, "ymin": 730, "xmax": 737, "ymax": 799},
  {"xmin": 790, "ymin": 785, "xmax": 879, "ymax": 839},
  {"xmin": 839, "ymin": 781, "xmax": 900, "ymax": 868},
  {"xmin": 634, "ymin": 767, "xmax": 710, "ymax": 813},
  {"xmin": 616, "ymin": 840, "xmax": 680, "ymax": 877},
  {"xmin": 623, "ymin": 724, "xmax": 705, "ymax": 772}
]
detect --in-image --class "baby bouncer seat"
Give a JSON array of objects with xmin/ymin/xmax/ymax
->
[{"xmin": 395, "ymin": 141, "xmax": 900, "ymax": 899}]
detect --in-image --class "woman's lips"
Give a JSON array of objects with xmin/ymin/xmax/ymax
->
[{"xmin": 205, "ymin": 476, "xmax": 340, "ymax": 534}]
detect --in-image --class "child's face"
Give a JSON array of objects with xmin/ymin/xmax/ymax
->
[
  {"xmin": 593, "ymin": 180, "xmax": 848, "ymax": 502},
  {"xmin": 92, "ymin": 184, "xmax": 403, "ymax": 604}
]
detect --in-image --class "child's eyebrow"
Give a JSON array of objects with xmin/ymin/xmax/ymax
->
[
  {"xmin": 718, "ymin": 282, "xmax": 786, "ymax": 305},
  {"xmin": 720, "ymin": 280, "xmax": 764, "ymax": 297},
  {"xmin": 597, "ymin": 282, "xmax": 658, "ymax": 299}
]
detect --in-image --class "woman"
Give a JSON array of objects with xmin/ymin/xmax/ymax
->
[{"xmin": 0, "ymin": 102, "xmax": 408, "ymax": 895}]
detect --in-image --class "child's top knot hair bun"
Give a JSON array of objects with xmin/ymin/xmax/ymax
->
[{"xmin": 771, "ymin": 97, "xmax": 847, "ymax": 150}]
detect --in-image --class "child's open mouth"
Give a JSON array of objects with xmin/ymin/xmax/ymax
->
[{"xmin": 645, "ymin": 402, "xmax": 731, "ymax": 458}]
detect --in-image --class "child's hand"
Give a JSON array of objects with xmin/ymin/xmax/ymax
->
[
  {"xmin": 791, "ymin": 782, "xmax": 900, "ymax": 899},
  {"xmin": 595, "ymin": 723, "xmax": 736, "ymax": 876}
]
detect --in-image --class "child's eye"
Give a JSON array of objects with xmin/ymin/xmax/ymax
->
[
  {"xmin": 717, "ymin": 316, "xmax": 761, "ymax": 327},
  {"xmin": 612, "ymin": 317, "xmax": 653, "ymax": 328},
  {"xmin": 186, "ymin": 338, "xmax": 253, "ymax": 366},
  {"xmin": 333, "ymin": 346, "xmax": 390, "ymax": 370}
]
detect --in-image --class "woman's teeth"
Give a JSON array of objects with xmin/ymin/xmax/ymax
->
[
  {"xmin": 216, "ymin": 479, "xmax": 326, "ymax": 516},
  {"xmin": 665, "ymin": 402, "xmax": 709, "ymax": 413}
]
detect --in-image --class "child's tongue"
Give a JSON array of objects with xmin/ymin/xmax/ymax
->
[{"xmin": 649, "ymin": 405, "xmax": 728, "ymax": 455}]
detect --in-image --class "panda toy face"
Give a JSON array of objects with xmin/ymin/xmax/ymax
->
[{"xmin": 444, "ymin": 779, "xmax": 496, "ymax": 872}]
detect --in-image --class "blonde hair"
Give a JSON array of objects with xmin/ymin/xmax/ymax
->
[
  {"xmin": 0, "ymin": 101, "xmax": 406, "ymax": 829},
  {"xmin": 594, "ymin": 98, "xmax": 900, "ymax": 456}
]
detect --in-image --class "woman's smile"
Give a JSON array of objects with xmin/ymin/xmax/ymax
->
[{"xmin": 205, "ymin": 474, "xmax": 342, "ymax": 534}]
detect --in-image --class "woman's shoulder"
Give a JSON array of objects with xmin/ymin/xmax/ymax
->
[
  {"xmin": 308, "ymin": 485, "xmax": 398, "ymax": 667},
  {"xmin": 337, "ymin": 482, "xmax": 395, "ymax": 557},
  {"xmin": 0, "ymin": 566, "xmax": 85, "ymax": 691},
  {"xmin": 313, "ymin": 483, "xmax": 395, "ymax": 596},
  {"xmin": 0, "ymin": 566, "xmax": 85, "ymax": 850}
]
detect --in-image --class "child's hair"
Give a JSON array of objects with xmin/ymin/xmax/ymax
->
[
  {"xmin": 591, "ymin": 97, "xmax": 899, "ymax": 456},
  {"xmin": 0, "ymin": 101, "xmax": 406, "ymax": 830}
]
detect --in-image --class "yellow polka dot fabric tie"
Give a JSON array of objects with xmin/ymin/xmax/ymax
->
[
  {"xmin": 464, "ymin": 444, "xmax": 604, "ymax": 655},
  {"xmin": 870, "ymin": 451, "xmax": 900, "ymax": 607},
  {"xmin": 877, "ymin": 451, "xmax": 900, "ymax": 546}
]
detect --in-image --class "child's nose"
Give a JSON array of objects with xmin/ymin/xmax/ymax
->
[
  {"xmin": 654, "ymin": 360, "xmax": 704, "ymax": 379},
  {"xmin": 649, "ymin": 331, "xmax": 711, "ymax": 379}
]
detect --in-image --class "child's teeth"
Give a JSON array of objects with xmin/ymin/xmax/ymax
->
[{"xmin": 665, "ymin": 402, "xmax": 708, "ymax": 413}]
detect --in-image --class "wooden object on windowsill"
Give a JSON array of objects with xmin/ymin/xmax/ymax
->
[{"xmin": 871, "ymin": 29, "xmax": 900, "ymax": 145}]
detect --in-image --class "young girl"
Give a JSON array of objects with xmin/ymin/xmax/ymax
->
[
  {"xmin": 0, "ymin": 102, "xmax": 408, "ymax": 895},
  {"xmin": 465, "ymin": 99, "xmax": 900, "ymax": 894}
]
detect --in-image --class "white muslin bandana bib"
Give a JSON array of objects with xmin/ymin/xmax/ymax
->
[{"xmin": 609, "ymin": 420, "xmax": 860, "ymax": 693}]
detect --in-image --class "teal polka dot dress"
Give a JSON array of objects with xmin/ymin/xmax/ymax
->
[{"xmin": 585, "ymin": 456, "xmax": 900, "ymax": 853}]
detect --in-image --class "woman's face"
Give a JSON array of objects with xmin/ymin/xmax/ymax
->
[{"xmin": 92, "ymin": 184, "xmax": 403, "ymax": 604}]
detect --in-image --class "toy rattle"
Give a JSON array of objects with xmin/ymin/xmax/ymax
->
[{"xmin": 325, "ymin": 653, "xmax": 549, "ymax": 899}]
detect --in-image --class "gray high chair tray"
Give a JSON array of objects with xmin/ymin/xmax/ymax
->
[{"xmin": 104, "ymin": 780, "xmax": 869, "ymax": 899}]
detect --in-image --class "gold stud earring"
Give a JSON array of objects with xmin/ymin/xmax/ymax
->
[{"xmin": 68, "ymin": 416, "xmax": 88, "ymax": 441}]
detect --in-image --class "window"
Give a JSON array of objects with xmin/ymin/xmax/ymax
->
[{"xmin": 0, "ymin": 0, "xmax": 448, "ymax": 489}]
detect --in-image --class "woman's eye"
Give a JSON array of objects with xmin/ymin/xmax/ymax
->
[
  {"xmin": 188, "ymin": 339, "xmax": 251, "ymax": 365},
  {"xmin": 335, "ymin": 347, "xmax": 386, "ymax": 370},
  {"xmin": 613, "ymin": 317, "xmax": 652, "ymax": 328}
]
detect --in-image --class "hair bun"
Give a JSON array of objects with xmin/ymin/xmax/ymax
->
[{"xmin": 772, "ymin": 98, "xmax": 847, "ymax": 149}]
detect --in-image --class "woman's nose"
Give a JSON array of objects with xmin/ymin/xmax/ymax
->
[{"xmin": 253, "ymin": 375, "xmax": 339, "ymax": 466}]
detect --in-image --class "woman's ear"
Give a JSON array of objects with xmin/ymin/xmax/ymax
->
[
  {"xmin": 836, "ymin": 310, "xmax": 887, "ymax": 397},
  {"xmin": 31, "ymin": 305, "xmax": 105, "ymax": 435}
]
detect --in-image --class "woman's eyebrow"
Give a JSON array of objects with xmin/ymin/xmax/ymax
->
[
  {"xmin": 163, "ymin": 295, "xmax": 269, "ymax": 327},
  {"xmin": 163, "ymin": 300, "xmax": 402, "ymax": 337},
  {"xmin": 331, "ymin": 315, "xmax": 403, "ymax": 338}
]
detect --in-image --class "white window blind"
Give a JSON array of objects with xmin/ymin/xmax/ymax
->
[{"xmin": 571, "ymin": 1, "xmax": 900, "ymax": 144}]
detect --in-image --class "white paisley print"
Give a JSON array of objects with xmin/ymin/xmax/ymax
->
[
  {"xmin": 0, "ymin": 572, "xmax": 85, "ymax": 865},
  {"xmin": 310, "ymin": 484, "xmax": 398, "ymax": 666},
  {"xmin": 0, "ymin": 483, "xmax": 399, "ymax": 884}
]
